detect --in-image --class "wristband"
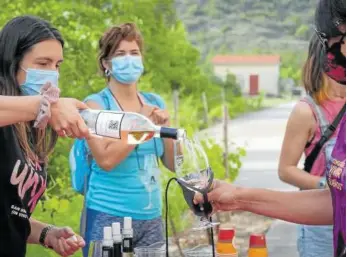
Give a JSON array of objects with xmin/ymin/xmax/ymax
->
[
  {"xmin": 39, "ymin": 225, "xmax": 54, "ymax": 248},
  {"xmin": 34, "ymin": 83, "xmax": 60, "ymax": 129},
  {"xmin": 317, "ymin": 177, "xmax": 327, "ymax": 189}
]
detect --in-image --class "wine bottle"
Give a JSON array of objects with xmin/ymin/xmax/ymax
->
[
  {"xmin": 80, "ymin": 109, "xmax": 186, "ymax": 144},
  {"xmin": 102, "ymin": 227, "xmax": 114, "ymax": 257},
  {"xmin": 122, "ymin": 217, "xmax": 134, "ymax": 257},
  {"xmin": 112, "ymin": 222, "xmax": 122, "ymax": 257}
]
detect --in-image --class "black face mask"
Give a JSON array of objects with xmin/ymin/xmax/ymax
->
[{"xmin": 323, "ymin": 35, "xmax": 346, "ymax": 85}]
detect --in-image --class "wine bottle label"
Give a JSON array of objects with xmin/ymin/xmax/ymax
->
[
  {"xmin": 102, "ymin": 247, "xmax": 113, "ymax": 257},
  {"xmin": 96, "ymin": 112, "xmax": 124, "ymax": 138}
]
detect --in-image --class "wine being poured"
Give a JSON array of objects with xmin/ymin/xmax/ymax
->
[
  {"xmin": 174, "ymin": 137, "xmax": 219, "ymax": 230},
  {"xmin": 80, "ymin": 109, "xmax": 186, "ymax": 144}
]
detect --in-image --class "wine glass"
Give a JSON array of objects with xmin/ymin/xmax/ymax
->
[
  {"xmin": 134, "ymin": 242, "xmax": 166, "ymax": 257},
  {"xmin": 87, "ymin": 240, "xmax": 102, "ymax": 257},
  {"xmin": 185, "ymin": 245, "xmax": 216, "ymax": 257},
  {"xmin": 138, "ymin": 154, "xmax": 160, "ymax": 210},
  {"xmin": 174, "ymin": 137, "xmax": 219, "ymax": 231}
]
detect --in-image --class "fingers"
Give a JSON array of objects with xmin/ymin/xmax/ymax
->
[
  {"xmin": 57, "ymin": 122, "xmax": 76, "ymax": 138},
  {"xmin": 64, "ymin": 238, "xmax": 81, "ymax": 256},
  {"xmin": 193, "ymin": 192, "xmax": 203, "ymax": 205},
  {"xmin": 74, "ymin": 99, "xmax": 89, "ymax": 110},
  {"xmin": 56, "ymin": 238, "xmax": 77, "ymax": 257},
  {"xmin": 77, "ymin": 118, "xmax": 90, "ymax": 139},
  {"xmin": 51, "ymin": 99, "xmax": 89, "ymax": 139},
  {"xmin": 57, "ymin": 238, "xmax": 68, "ymax": 257},
  {"xmin": 59, "ymin": 227, "xmax": 75, "ymax": 238},
  {"xmin": 140, "ymin": 104, "xmax": 156, "ymax": 117},
  {"xmin": 150, "ymin": 109, "xmax": 170, "ymax": 125},
  {"xmin": 75, "ymin": 234, "xmax": 86, "ymax": 247},
  {"xmin": 53, "ymin": 230, "xmax": 84, "ymax": 257}
]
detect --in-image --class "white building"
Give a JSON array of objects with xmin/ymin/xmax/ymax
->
[{"xmin": 212, "ymin": 55, "xmax": 281, "ymax": 96}]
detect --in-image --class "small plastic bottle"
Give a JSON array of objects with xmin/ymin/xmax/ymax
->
[
  {"xmin": 248, "ymin": 233, "xmax": 268, "ymax": 257},
  {"xmin": 122, "ymin": 217, "xmax": 134, "ymax": 257},
  {"xmin": 112, "ymin": 222, "xmax": 122, "ymax": 257},
  {"xmin": 216, "ymin": 227, "xmax": 238, "ymax": 256},
  {"xmin": 102, "ymin": 227, "xmax": 114, "ymax": 257}
]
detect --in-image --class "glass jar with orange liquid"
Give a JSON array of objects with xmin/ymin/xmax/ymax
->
[
  {"xmin": 216, "ymin": 227, "xmax": 238, "ymax": 257},
  {"xmin": 248, "ymin": 234, "xmax": 268, "ymax": 257}
]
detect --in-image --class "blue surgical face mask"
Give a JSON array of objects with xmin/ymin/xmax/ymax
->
[
  {"xmin": 20, "ymin": 68, "xmax": 59, "ymax": 96},
  {"xmin": 110, "ymin": 55, "xmax": 144, "ymax": 84}
]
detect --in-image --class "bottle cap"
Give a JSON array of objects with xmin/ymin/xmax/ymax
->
[
  {"xmin": 124, "ymin": 217, "xmax": 132, "ymax": 230},
  {"xmin": 112, "ymin": 222, "xmax": 122, "ymax": 243},
  {"xmin": 104, "ymin": 227, "xmax": 113, "ymax": 240},
  {"xmin": 112, "ymin": 222, "xmax": 121, "ymax": 235},
  {"xmin": 249, "ymin": 233, "xmax": 267, "ymax": 248},
  {"xmin": 218, "ymin": 228, "xmax": 235, "ymax": 241}
]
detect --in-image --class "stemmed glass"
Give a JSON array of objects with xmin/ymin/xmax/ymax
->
[
  {"xmin": 174, "ymin": 137, "xmax": 219, "ymax": 231},
  {"xmin": 138, "ymin": 154, "xmax": 160, "ymax": 210},
  {"xmin": 87, "ymin": 240, "xmax": 102, "ymax": 257}
]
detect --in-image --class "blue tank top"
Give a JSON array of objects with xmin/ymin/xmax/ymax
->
[{"xmin": 84, "ymin": 88, "xmax": 165, "ymax": 220}]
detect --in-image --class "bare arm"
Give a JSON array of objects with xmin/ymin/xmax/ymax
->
[
  {"xmin": 85, "ymin": 100, "xmax": 136, "ymax": 171},
  {"xmin": 278, "ymin": 101, "xmax": 321, "ymax": 189},
  {"xmin": 27, "ymin": 218, "xmax": 48, "ymax": 244},
  {"xmin": 236, "ymin": 187, "xmax": 333, "ymax": 225},
  {"xmin": 161, "ymin": 136, "xmax": 175, "ymax": 172},
  {"xmin": 0, "ymin": 95, "xmax": 41, "ymax": 127}
]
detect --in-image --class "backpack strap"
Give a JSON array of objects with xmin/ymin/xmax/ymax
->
[
  {"xmin": 304, "ymin": 97, "xmax": 346, "ymax": 173},
  {"xmin": 303, "ymin": 95, "xmax": 329, "ymax": 133}
]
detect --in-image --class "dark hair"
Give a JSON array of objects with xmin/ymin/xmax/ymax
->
[
  {"xmin": 330, "ymin": 0, "xmax": 346, "ymax": 27},
  {"xmin": 315, "ymin": 0, "xmax": 345, "ymax": 39},
  {"xmin": 302, "ymin": 34, "xmax": 329, "ymax": 100},
  {"xmin": 98, "ymin": 23, "xmax": 143, "ymax": 77},
  {"xmin": 302, "ymin": 0, "xmax": 345, "ymax": 102},
  {"xmin": 0, "ymin": 15, "xmax": 64, "ymax": 162}
]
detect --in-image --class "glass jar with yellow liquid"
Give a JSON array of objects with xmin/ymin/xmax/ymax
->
[
  {"xmin": 216, "ymin": 227, "xmax": 238, "ymax": 257},
  {"xmin": 248, "ymin": 234, "xmax": 268, "ymax": 257}
]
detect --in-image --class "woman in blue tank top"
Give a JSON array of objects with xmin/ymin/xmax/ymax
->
[{"xmin": 81, "ymin": 23, "xmax": 175, "ymax": 256}]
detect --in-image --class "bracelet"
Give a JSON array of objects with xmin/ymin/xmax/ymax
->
[
  {"xmin": 34, "ymin": 83, "xmax": 60, "ymax": 129},
  {"xmin": 39, "ymin": 225, "xmax": 54, "ymax": 248},
  {"xmin": 317, "ymin": 177, "xmax": 327, "ymax": 189}
]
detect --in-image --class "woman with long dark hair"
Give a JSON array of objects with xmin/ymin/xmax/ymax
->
[
  {"xmin": 0, "ymin": 16, "xmax": 88, "ymax": 257},
  {"xmin": 195, "ymin": 1, "xmax": 346, "ymax": 256}
]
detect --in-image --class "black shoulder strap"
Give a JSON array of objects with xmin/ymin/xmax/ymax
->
[{"xmin": 304, "ymin": 103, "xmax": 346, "ymax": 173}]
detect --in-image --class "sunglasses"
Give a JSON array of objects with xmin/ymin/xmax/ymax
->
[{"xmin": 314, "ymin": 27, "xmax": 329, "ymax": 51}]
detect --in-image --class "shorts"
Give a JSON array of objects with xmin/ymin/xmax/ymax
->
[{"xmin": 297, "ymin": 224, "xmax": 334, "ymax": 257}]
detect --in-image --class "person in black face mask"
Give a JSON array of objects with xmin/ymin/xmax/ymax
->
[
  {"xmin": 194, "ymin": 1, "xmax": 346, "ymax": 257},
  {"xmin": 316, "ymin": 0, "xmax": 346, "ymax": 85}
]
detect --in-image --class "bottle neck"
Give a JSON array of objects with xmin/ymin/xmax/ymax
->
[
  {"xmin": 103, "ymin": 239, "xmax": 113, "ymax": 247},
  {"xmin": 155, "ymin": 126, "xmax": 184, "ymax": 140},
  {"xmin": 113, "ymin": 235, "xmax": 122, "ymax": 243}
]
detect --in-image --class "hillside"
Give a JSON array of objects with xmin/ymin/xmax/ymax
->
[{"xmin": 175, "ymin": 0, "xmax": 317, "ymax": 58}]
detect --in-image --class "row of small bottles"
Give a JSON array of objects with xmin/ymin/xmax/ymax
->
[
  {"xmin": 216, "ymin": 228, "xmax": 268, "ymax": 257},
  {"xmin": 102, "ymin": 217, "xmax": 134, "ymax": 257}
]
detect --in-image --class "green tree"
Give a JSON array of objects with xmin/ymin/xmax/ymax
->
[{"xmin": 1, "ymin": 1, "xmax": 246, "ymax": 256}]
